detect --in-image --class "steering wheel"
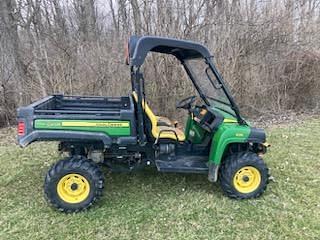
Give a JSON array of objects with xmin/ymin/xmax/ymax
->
[{"xmin": 176, "ymin": 96, "xmax": 196, "ymax": 109}]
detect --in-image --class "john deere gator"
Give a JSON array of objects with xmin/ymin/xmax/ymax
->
[{"xmin": 17, "ymin": 36, "xmax": 270, "ymax": 212}]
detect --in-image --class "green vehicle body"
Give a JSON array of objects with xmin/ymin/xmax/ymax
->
[
  {"xmin": 178, "ymin": 106, "xmax": 252, "ymax": 165},
  {"xmin": 16, "ymin": 36, "xmax": 270, "ymax": 212},
  {"xmin": 17, "ymin": 35, "xmax": 268, "ymax": 183},
  {"xmin": 34, "ymin": 114, "xmax": 251, "ymax": 165}
]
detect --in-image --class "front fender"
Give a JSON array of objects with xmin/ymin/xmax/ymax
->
[{"xmin": 208, "ymin": 124, "xmax": 251, "ymax": 164}]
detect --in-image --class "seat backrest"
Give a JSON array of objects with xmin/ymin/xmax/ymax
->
[
  {"xmin": 132, "ymin": 92, "xmax": 185, "ymax": 141},
  {"xmin": 132, "ymin": 92, "xmax": 158, "ymax": 137}
]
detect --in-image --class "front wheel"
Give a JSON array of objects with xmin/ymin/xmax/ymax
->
[
  {"xmin": 44, "ymin": 156, "xmax": 104, "ymax": 213},
  {"xmin": 219, "ymin": 151, "xmax": 269, "ymax": 199}
]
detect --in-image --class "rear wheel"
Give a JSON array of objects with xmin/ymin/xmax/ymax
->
[
  {"xmin": 44, "ymin": 156, "xmax": 104, "ymax": 213},
  {"xmin": 219, "ymin": 151, "xmax": 268, "ymax": 199}
]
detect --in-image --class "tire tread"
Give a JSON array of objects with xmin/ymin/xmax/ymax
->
[
  {"xmin": 219, "ymin": 151, "xmax": 269, "ymax": 199},
  {"xmin": 44, "ymin": 156, "xmax": 104, "ymax": 213}
]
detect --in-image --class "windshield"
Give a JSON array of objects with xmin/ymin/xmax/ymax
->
[{"xmin": 184, "ymin": 58, "xmax": 236, "ymax": 118}]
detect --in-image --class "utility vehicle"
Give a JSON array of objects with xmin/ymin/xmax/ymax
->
[{"xmin": 17, "ymin": 36, "xmax": 270, "ymax": 212}]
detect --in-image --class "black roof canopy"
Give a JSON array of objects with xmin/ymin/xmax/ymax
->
[{"xmin": 128, "ymin": 36, "xmax": 211, "ymax": 66}]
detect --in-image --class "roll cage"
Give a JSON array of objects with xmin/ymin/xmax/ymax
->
[{"xmin": 127, "ymin": 36, "xmax": 246, "ymax": 144}]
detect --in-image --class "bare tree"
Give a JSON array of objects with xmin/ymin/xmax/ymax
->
[{"xmin": 1, "ymin": 0, "xmax": 320, "ymax": 127}]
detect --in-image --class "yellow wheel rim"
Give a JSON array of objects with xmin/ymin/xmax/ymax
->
[
  {"xmin": 57, "ymin": 173, "xmax": 90, "ymax": 204},
  {"xmin": 233, "ymin": 166, "xmax": 261, "ymax": 194}
]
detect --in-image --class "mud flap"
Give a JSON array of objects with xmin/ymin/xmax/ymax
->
[{"xmin": 208, "ymin": 162, "xmax": 219, "ymax": 182}]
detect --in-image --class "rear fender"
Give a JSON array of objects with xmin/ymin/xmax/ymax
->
[{"xmin": 18, "ymin": 130, "xmax": 137, "ymax": 148}]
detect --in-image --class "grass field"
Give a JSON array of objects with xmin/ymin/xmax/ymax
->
[{"xmin": 0, "ymin": 119, "xmax": 319, "ymax": 240}]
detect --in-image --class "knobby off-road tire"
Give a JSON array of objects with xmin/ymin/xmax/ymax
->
[
  {"xmin": 44, "ymin": 156, "xmax": 104, "ymax": 213},
  {"xmin": 219, "ymin": 151, "xmax": 269, "ymax": 199}
]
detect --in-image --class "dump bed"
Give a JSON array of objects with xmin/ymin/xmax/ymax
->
[{"xmin": 17, "ymin": 95, "xmax": 137, "ymax": 147}]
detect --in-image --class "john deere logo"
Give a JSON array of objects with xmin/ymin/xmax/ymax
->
[{"xmin": 235, "ymin": 133, "xmax": 244, "ymax": 137}]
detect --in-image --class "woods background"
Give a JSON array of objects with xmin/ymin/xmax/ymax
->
[{"xmin": 0, "ymin": 0, "xmax": 320, "ymax": 127}]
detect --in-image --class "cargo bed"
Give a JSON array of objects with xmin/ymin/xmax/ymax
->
[{"xmin": 17, "ymin": 95, "xmax": 137, "ymax": 147}]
